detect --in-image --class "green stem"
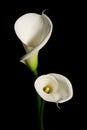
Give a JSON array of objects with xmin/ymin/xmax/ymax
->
[
  {"xmin": 34, "ymin": 69, "xmax": 38, "ymax": 77},
  {"xmin": 37, "ymin": 94, "xmax": 42, "ymax": 116},
  {"xmin": 40, "ymin": 100, "xmax": 45, "ymax": 130},
  {"xmin": 34, "ymin": 69, "xmax": 41, "ymax": 115},
  {"xmin": 34, "ymin": 69, "xmax": 45, "ymax": 130},
  {"xmin": 33, "ymin": 69, "xmax": 42, "ymax": 128},
  {"xmin": 34, "ymin": 69, "xmax": 41, "ymax": 116}
]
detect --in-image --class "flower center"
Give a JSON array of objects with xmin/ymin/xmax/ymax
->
[{"xmin": 43, "ymin": 85, "xmax": 52, "ymax": 94}]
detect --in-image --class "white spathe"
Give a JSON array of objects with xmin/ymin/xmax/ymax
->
[
  {"xmin": 14, "ymin": 13, "xmax": 53, "ymax": 61},
  {"xmin": 34, "ymin": 73, "xmax": 73, "ymax": 103}
]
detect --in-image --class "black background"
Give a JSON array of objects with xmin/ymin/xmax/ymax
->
[{"xmin": 1, "ymin": 0, "xmax": 86, "ymax": 130}]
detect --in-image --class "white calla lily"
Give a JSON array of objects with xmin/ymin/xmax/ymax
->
[
  {"xmin": 14, "ymin": 12, "xmax": 53, "ymax": 72},
  {"xmin": 34, "ymin": 73, "xmax": 73, "ymax": 103}
]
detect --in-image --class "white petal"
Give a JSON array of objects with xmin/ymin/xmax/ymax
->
[
  {"xmin": 48, "ymin": 73, "xmax": 73, "ymax": 103},
  {"xmin": 34, "ymin": 74, "xmax": 60, "ymax": 102},
  {"xmin": 14, "ymin": 13, "xmax": 53, "ymax": 61},
  {"xmin": 34, "ymin": 73, "xmax": 73, "ymax": 103},
  {"xmin": 14, "ymin": 13, "xmax": 43, "ymax": 45}
]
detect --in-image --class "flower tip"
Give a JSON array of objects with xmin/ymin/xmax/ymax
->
[{"xmin": 42, "ymin": 9, "xmax": 48, "ymax": 15}]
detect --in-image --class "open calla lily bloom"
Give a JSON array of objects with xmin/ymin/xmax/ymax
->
[
  {"xmin": 34, "ymin": 73, "xmax": 73, "ymax": 103},
  {"xmin": 14, "ymin": 12, "xmax": 53, "ymax": 72}
]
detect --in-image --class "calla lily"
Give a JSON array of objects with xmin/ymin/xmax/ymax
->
[
  {"xmin": 14, "ymin": 12, "xmax": 53, "ymax": 73},
  {"xmin": 34, "ymin": 73, "xmax": 73, "ymax": 103}
]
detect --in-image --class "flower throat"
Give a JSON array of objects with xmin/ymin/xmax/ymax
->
[{"xmin": 43, "ymin": 85, "xmax": 52, "ymax": 94}]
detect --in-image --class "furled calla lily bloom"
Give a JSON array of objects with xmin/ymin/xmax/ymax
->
[
  {"xmin": 14, "ymin": 12, "xmax": 53, "ymax": 73},
  {"xmin": 34, "ymin": 73, "xmax": 73, "ymax": 103}
]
